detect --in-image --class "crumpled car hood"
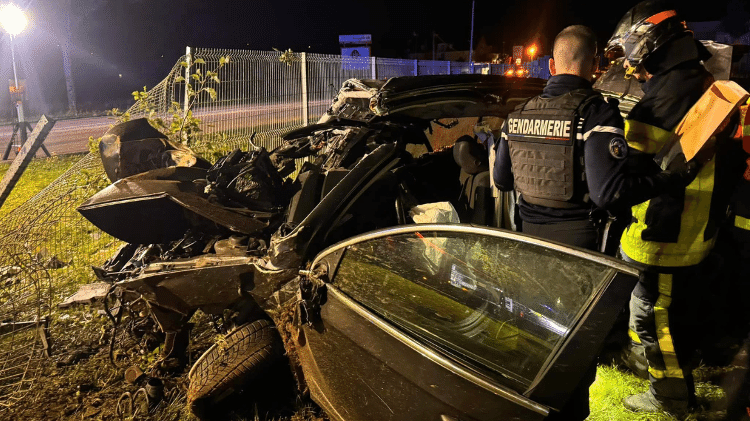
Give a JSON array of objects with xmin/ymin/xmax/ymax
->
[
  {"xmin": 78, "ymin": 167, "xmax": 269, "ymax": 244},
  {"xmin": 99, "ymin": 118, "xmax": 210, "ymax": 182}
]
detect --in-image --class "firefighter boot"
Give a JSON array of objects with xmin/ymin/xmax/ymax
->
[{"xmin": 622, "ymin": 391, "xmax": 689, "ymax": 418}]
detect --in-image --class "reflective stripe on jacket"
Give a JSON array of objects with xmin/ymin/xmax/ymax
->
[
  {"xmin": 621, "ymin": 148, "xmax": 717, "ymax": 266},
  {"xmin": 620, "ymin": 61, "xmax": 717, "ymax": 267}
]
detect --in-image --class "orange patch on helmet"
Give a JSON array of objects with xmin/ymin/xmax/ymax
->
[{"xmin": 646, "ymin": 10, "xmax": 677, "ymax": 24}]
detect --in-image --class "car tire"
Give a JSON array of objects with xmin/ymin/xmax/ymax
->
[{"xmin": 187, "ymin": 319, "xmax": 284, "ymax": 419}]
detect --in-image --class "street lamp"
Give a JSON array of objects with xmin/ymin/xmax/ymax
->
[
  {"xmin": 0, "ymin": 3, "xmax": 29, "ymax": 158},
  {"xmin": 527, "ymin": 44, "xmax": 537, "ymax": 61}
]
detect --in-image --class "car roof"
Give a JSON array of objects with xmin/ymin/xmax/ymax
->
[{"xmin": 372, "ymin": 75, "xmax": 547, "ymax": 120}]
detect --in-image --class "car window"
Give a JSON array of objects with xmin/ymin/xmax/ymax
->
[
  {"xmin": 417, "ymin": 116, "xmax": 505, "ymax": 158},
  {"xmin": 424, "ymin": 117, "xmax": 478, "ymax": 151},
  {"xmin": 330, "ymin": 230, "xmax": 616, "ymax": 389}
]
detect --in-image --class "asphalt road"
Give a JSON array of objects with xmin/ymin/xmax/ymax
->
[
  {"xmin": 0, "ymin": 101, "xmax": 328, "ymax": 162},
  {"xmin": 0, "ymin": 116, "xmax": 112, "ymax": 161}
]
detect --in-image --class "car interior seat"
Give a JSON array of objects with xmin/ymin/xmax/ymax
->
[
  {"xmin": 453, "ymin": 135, "xmax": 492, "ymax": 225},
  {"xmin": 286, "ymin": 165, "xmax": 323, "ymax": 225},
  {"xmin": 287, "ymin": 166, "xmax": 352, "ymax": 226}
]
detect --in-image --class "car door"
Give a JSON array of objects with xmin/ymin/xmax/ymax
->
[{"xmin": 294, "ymin": 224, "xmax": 640, "ymax": 421}]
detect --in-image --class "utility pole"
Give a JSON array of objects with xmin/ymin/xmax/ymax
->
[
  {"xmin": 9, "ymin": 34, "xmax": 26, "ymax": 146},
  {"xmin": 469, "ymin": 0, "xmax": 475, "ymax": 64},
  {"xmin": 0, "ymin": 4, "xmax": 48, "ymax": 159},
  {"xmin": 432, "ymin": 30, "xmax": 435, "ymax": 61},
  {"xmin": 61, "ymin": 0, "xmax": 77, "ymax": 115}
]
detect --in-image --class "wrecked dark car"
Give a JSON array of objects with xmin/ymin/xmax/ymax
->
[{"xmin": 74, "ymin": 74, "xmax": 643, "ymax": 420}]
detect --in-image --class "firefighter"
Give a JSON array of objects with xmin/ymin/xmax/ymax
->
[
  {"xmin": 490, "ymin": 24, "xmax": 698, "ymax": 421},
  {"xmin": 604, "ymin": 0, "xmax": 744, "ymax": 415}
]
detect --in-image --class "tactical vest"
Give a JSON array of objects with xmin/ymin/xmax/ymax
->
[{"xmin": 506, "ymin": 89, "xmax": 601, "ymax": 208}]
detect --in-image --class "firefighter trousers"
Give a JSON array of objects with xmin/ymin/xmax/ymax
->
[{"xmin": 627, "ymin": 262, "xmax": 708, "ymax": 411}]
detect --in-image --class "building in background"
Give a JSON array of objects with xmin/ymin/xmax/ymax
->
[{"xmin": 340, "ymin": 34, "xmax": 372, "ymax": 71}]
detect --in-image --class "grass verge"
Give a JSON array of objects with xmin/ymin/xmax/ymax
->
[{"xmin": 0, "ymin": 154, "xmax": 84, "ymax": 219}]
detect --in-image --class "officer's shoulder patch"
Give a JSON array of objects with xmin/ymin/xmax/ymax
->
[{"xmin": 609, "ymin": 138, "xmax": 628, "ymax": 159}]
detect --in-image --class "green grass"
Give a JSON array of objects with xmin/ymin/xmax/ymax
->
[
  {"xmin": 590, "ymin": 364, "xmax": 731, "ymax": 420},
  {"xmin": 590, "ymin": 365, "xmax": 671, "ymax": 420},
  {"xmin": 0, "ymin": 154, "xmax": 84, "ymax": 219},
  {"xmin": 0, "ymin": 152, "xmax": 122, "ymax": 302}
]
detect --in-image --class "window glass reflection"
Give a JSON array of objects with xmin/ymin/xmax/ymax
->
[{"xmin": 332, "ymin": 230, "xmax": 615, "ymax": 388}]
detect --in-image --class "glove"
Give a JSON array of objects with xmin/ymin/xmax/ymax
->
[{"xmin": 662, "ymin": 158, "xmax": 702, "ymax": 188}]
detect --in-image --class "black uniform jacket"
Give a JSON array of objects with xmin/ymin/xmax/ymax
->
[{"xmin": 493, "ymin": 74, "xmax": 674, "ymax": 224}]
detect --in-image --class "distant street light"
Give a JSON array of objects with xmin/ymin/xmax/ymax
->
[
  {"xmin": 527, "ymin": 45, "xmax": 537, "ymax": 61},
  {"xmin": 0, "ymin": 3, "xmax": 31, "ymax": 159}
]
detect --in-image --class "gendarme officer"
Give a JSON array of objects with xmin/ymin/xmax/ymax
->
[
  {"xmin": 490, "ymin": 24, "xmax": 698, "ymax": 421},
  {"xmin": 492, "ymin": 25, "xmax": 695, "ymax": 252}
]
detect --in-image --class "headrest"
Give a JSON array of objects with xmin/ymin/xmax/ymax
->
[{"xmin": 453, "ymin": 135, "xmax": 489, "ymax": 175}]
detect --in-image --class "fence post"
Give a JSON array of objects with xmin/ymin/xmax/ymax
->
[
  {"xmin": 371, "ymin": 57, "xmax": 377, "ymax": 79},
  {"xmin": 414, "ymin": 59, "xmax": 418, "ymax": 76},
  {"xmin": 301, "ymin": 52, "xmax": 309, "ymax": 126},
  {"xmin": 447, "ymin": 61, "xmax": 451, "ymax": 75},
  {"xmin": 183, "ymin": 46, "xmax": 191, "ymax": 117}
]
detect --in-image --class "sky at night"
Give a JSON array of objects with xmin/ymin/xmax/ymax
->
[{"xmin": 0, "ymin": 0, "xmax": 741, "ymax": 116}]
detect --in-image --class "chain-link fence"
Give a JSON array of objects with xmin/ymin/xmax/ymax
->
[
  {"xmin": 0, "ymin": 47, "xmax": 552, "ymax": 408},
  {"xmin": 0, "ymin": 152, "xmax": 112, "ymax": 407}
]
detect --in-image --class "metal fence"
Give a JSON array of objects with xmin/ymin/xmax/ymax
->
[
  {"xmin": 125, "ymin": 48, "xmax": 551, "ymax": 154},
  {"xmin": 0, "ymin": 47, "xmax": 551, "ymax": 409}
]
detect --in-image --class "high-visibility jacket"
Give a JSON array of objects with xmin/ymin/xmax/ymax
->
[{"xmin": 620, "ymin": 62, "xmax": 721, "ymax": 267}]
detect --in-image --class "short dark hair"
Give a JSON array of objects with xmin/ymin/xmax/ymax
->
[{"xmin": 553, "ymin": 25, "xmax": 597, "ymax": 69}]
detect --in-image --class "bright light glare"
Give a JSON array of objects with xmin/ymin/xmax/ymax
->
[{"xmin": 0, "ymin": 4, "xmax": 27, "ymax": 36}]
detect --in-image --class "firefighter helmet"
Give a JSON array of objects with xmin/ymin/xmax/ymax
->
[{"xmin": 605, "ymin": 1, "xmax": 689, "ymax": 75}]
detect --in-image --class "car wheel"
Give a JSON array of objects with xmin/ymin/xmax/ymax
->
[{"xmin": 187, "ymin": 319, "xmax": 284, "ymax": 418}]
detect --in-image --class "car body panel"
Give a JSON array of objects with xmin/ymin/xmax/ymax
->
[
  {"xmin": 78, "ymin": 167, "xmax": 269, "ymax": 244},
  {"xmin": 115, "ymin": 255, "xmax": 256, "ymax": 316},
  {"xmin": 295, "ymin": 225, "xmax": 640, "ymax": 420},
  {"xmin": 297, "ymin": 287, "xmax": 549, "ymax": 421},
  {"xmin": 317, "ymin": 74, "xmax": 546, "ymax": 124}
]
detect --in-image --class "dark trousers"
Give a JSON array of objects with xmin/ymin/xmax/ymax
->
[
  {"xmin": 627, "ymin": 261, "xmax": 706, "ymax": 411},
  {"xmin": 522, "ymin": 219, "xmax": 599, "ymax": 250}
]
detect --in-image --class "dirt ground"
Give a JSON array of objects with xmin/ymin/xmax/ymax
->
[{"xmin": 0, "ymin": 307, "xmax": 326, "ymax": 421}]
